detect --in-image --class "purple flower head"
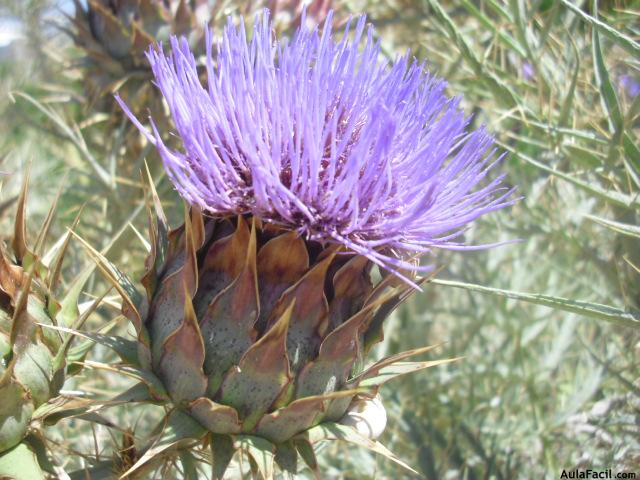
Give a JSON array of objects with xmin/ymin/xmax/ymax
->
[
  {"xmin": 522, "ymin": 61, "xmax": 535, "ymax": 81},
  {"xmin": 117, "ymin": 11, "xmax": 516, "ymax": 284},
  {"xmin": 619, "ymin": 74, "xmax": 640, "ymax": 99}
]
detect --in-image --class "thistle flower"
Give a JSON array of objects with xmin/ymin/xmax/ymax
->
[
  {"xmin": 101, "ymin": 10, "xmax": 515, "ymax": 477},
  {"xmin": 118, "ymin": 10, "xmax": 515, "ymax": 282}
]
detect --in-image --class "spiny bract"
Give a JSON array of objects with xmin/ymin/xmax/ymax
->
[
  {"xmin": 71, "ymin": 0, "xmax": 212, "ymax": 113},
  {"xmin": 86, "ymin": 197, "xmax": 444, "ymax": 478},
  {"xmin": 0, "ymin": 174, "xmax": 91, "ymax": 477}
]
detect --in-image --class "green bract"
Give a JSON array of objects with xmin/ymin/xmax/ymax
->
[
  {"xmin": 0, "ymin": 175, "xmax": 93, "ymax": 477},
  {"xmin": 76, "ymin": 176, "xmax": 452, "ymax": 478}
]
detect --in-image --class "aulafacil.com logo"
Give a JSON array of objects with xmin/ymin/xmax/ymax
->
[{"xmin": 560, "ymin": 470, "xmax": 636, "ymax": 479}]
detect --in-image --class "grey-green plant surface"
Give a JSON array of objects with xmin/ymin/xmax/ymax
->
[{"xmin": 0, "ymin": 0, "xmax": 638, "ymax": 478}]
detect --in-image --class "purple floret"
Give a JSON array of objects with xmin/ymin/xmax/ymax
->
[{"xmin": 117, "ymin": 10, "xmax": 516, "ymax": 283}]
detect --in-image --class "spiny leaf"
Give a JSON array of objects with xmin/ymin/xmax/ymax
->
[
  {"xmin": 559, "ymin": 0, "xmax": 640, "ymax": 58},
  {"xmin": 348, "ymin": 344, "xmax": 444, "ymax": 388},
  {"xmin": 112, "ymin": 381, "xmax": 163, "ymax": 404},
  {"xmin": 426, "ymin": 0, "xmax": 520, "ymax": 109},
  {"xmin": 32, "ymin": 397, "xmax": 94, "ymax": 425},
  {"xmin": 86, "ymin": 0, "xmax": 132, "ymax": 39},
  {"xmin": 558, "ymin": 38, "xmax": 580, "ymax": 130},
  {"xmin": 10, "ymin": 92, "xmax": 113, "ymax": 188},
  {"xmin": 499, "ymin": 141, "xmax": 640, "ymax": 209},
  {"xmin": 46, "ymin": 207, "xmax": 83, "ymax": 302},
  {"xmin": 32, "ymin": 173, "xmax": 67, "ymax": 261},
  {"xmin": 585, "ymin": 214, "xmax": 640, "ymax": 239},
  {"xmin": 119, "ymin": 410, "xmax": 206, "ymax": 479},
  {"xmin": 130, "ymin": 21, "xmax": 157, "ymax": 56},
  {"xmin": 294, "ymin": 439, "xmax": 319, "ymax": 478},
  {"xmin": 357, "ymin": 359, "xmax": 461, "ymax": 388},
  {"xmin": 69, "ymin": 230, "xmax": 145, "ymax": 330},
  {"xmin": 140, "ymin": 162, "xmax": 168, "ymax": 298},
  {"xmin": 50, "ymin": 288, "xmax": 110, "ymax": 373},
  {"xmin": 303, "ymin": 423, "xmax": 419, "ymax": 476},
  {"xmin": 235, "ymin": 435, "xmax": 276, "ymax": 480},
  {"xmin": 210, "ymin": 434, "xmax": 235, "ymax": 480},
  {"xmin": 432, "ymin": 278, "xmax": 640, "ymax": 328},
  {"xmin": 12, "ymin": 163, "xmax": 30, "ymax": 263},
  {"xmin": 591, "ymin": 5, "xmax": 623, "ymax": 138},
  {"xmin": 58, "ymin": 201, "xmax": 144, "ymax": 329},
  {"xmin": 40, "ymin": 324, "xmax": 139, "ymax": 367},
  {"xmin": 173, "ymin": 0, "xmax": 194, "ymax": 35},
  {"xmin": 34, "ymin": 391, "xmax": 159, "ymax": 425},
  {"xmin": 458, "ymin": 0, "xmax": 527, "ymax": 56},
  {"xmin": 80, "ymin": 360, "xmax": 168, "ymax": 400},
  {"xmin": 274, "ymin": 442, "xmax": 298, "ymax": 477}
]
